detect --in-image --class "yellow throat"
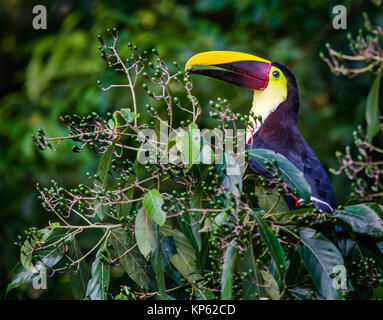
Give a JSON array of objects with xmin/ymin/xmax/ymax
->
[{"xmin": 246, "ymin": 65, "xmax": 288, "ymax": 142}]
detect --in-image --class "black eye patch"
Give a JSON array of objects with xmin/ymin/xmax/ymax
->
[{"xmin": 272, "ymin": 70, "xmax": 280, "ymax": 78}]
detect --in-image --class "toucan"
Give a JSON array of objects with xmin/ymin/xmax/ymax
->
[{"xmin": 185, "ymin": 51, "xmax": 336, "ymax": 213}]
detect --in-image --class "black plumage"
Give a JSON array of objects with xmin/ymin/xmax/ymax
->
[{"xmin": 248, "ymin": 62, "xmax": 336, "ymax": 212}]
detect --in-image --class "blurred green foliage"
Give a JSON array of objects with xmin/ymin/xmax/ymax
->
[{"xmin": 1, "ymin": 0, "xmax": 382, "ymax": 299}]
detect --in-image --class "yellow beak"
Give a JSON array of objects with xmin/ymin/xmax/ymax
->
[
  {"xmin": 185, "ymin": 51, "xmax": 271, "ymax": 90},
  {"xmin": 185, "ymin": 51, "xmax": 270, "ymax": 71}
]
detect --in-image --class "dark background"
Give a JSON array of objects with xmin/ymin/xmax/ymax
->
[{"xmin": 1, "ymin": 0, "xmax": 381, "ymax": 299}]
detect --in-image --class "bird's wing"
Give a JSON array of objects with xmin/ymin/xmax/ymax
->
[
  {"xmin": 298, "ymin": 143, "xmax": 336, "ymax": 212},
  {"xmin": 249, "ymin": 134, "xmax": 336, "ymax": 213}
]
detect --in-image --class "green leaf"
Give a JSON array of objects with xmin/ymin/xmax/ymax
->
[
  {"xmin": 221, "ymin": 245, "xmax": 236, "ymax": 300},
  {"xmin": 161, "ymin": 236, "xmax": 178, "ymax": 266},
  {"xmin": 189, "ymin": 186, "xmax": 203, "ymax": 251},
  {"xmin": 254, "ymin": 182, "xmax": 289, "ymax": 214},
  {"xmin": 214, "ymin": 212, "xmax": 227, "ymax": 226},
  {"xmin": 143, "ymin": 189, "xmax": 166, "ymax": 226},
  {"xmin": 288, "ymin": 286, "xmax": 313, "ymax": 300},
  {"xmin": 69, "ymin": 239, "xmax": 89, "ymax": 300},
  {"xmin": 195, "ymin": 289, "xmax": 216, "ymax": 300},
  {"xmin": 97, "ymin": 140, "xmax": 117, "ymax": 184},
  {"xmin": 216, "ymin": 153, "xmax": 242, "ymax": 198},
  {"xmin": 113, "ymin": 108, "xmax": 140, "ymax": 132},
  {"xmin": 260, "ymin": 270, "xmax": 280, "ymax": 300},
  {"xmin": 95, "ymin": 139, "xmax": 117, "ymax": 220},
  {"xmin": 40, "ymin": 222, "xmax": 61, "ymax": 243},
  {"xmin": 20, "ymin": 223, "xmax": 63, "ymax": 273},
  {"xmin": 38, "ymin": 245, "xmax": 65, "ymax": 268},
  {"xmin": 120, "ymin": 108, "xmax": 139, "ymax": 123},
  {"xmin": 6, "ymin": 254, "xmax": 62, "ymax": 295},
  {"xmin": 107, "ymin": 118, "xmax": 115, "ymax": 131},
  {"xmin": 366, "ymin": 71, "xmax": 382, "ymax": 142},
  {"xmin": 161, "ymin": 236, "xmax": 182, "ymax": 285},
  {"xmin": 161, "ymin": 224, "xmax": 201, "ymax": 283},
  {"xmin": 253, "ymin": 211, "xmax": 287, "ymax": 280},
  {"xmin": 135, "ymin": 207, "xmax": 157, "ymax": 258},
  {"xmin": 189, "ymin": 175, "xmax": 210, "ymax": 270},
  {"xmin": 109, "ymin": 227, "xmax": 155, "ymax": 290},
  {"xmin": 286, "ymin": 249, "xmax": 309, "ymax": 287},
  {"xmin": 223, "ymin": 153, "xmax": 242, "ymax": 198},
  {"xmin": 239, "ymin": 248, "xmax": 266, "ymax": 300},
  {"xmin": 9, "ymin": 237, "xmax": 64, "ymax": 294},
  {"xmin": 86, "ymin": 242, "xmax": 110, "ymax": 300},
  {"xmin": 21, "ymin": 240, "xmax": 36, "ymax": 273},
  {"xmin": 182, "ymin": 122, "xmax": 200, "ymax": 167},
  {"xmin": 119, "ymin": 158, "xmax": 138, "ymax": 218},
  {"xmin": 150, "ymin": 225, "xmax": 167, "ymax": 299},
  {"xmin": 297, "ymin": 228, "xmax": 345, "ymax": 300},
  {"xmin": 176, "ymin": 214, "xmax": 201, "ymax": 256},
  {"xmin": 335, "ymin": 203, "xmax": 383, "ymax": 238},
  {"xmin": 248, "ymin": 149, "xmax": 311, "ymax": 201},
  {"xmin": 199, "ymin": 217, "xmax": 213, "ymax": 233},
  {"xmin": 94, "ymin": 201, "xmax": 104, "ymax": 221},
  {"xmin": 8, "ymin": 247, "xmax": 64, "ymax": 295},
  {"xmin": 6, "ymin": 263, "xmax": 38, "ymax": 294}
]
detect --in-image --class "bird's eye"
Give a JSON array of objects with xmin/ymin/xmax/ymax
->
[{"xmin": 272, "ymin": 70, "xmax": 280, "ymax": 78}]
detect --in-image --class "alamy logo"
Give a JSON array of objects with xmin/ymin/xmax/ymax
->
[
  {"xmin": 24, "ymin": 259, "xmax": 47, "ymax": 290},
  {"xmin": 332, "ymin": 265, "xmax": 347, "ymax": 290},
  {"xmin": 136, "ymin": 121, "xmax": 246, "ymax": 174},
  {"xmin": 32, "ymin": 5, "xmax": 47, "ymax": 30},
  {"xmin": 32, "ymin": 266, "xmax": 47, "ymax": 290},
  {"xmin": 332, "ymin": 5, "xmax": 347, "ymax": 30}
]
